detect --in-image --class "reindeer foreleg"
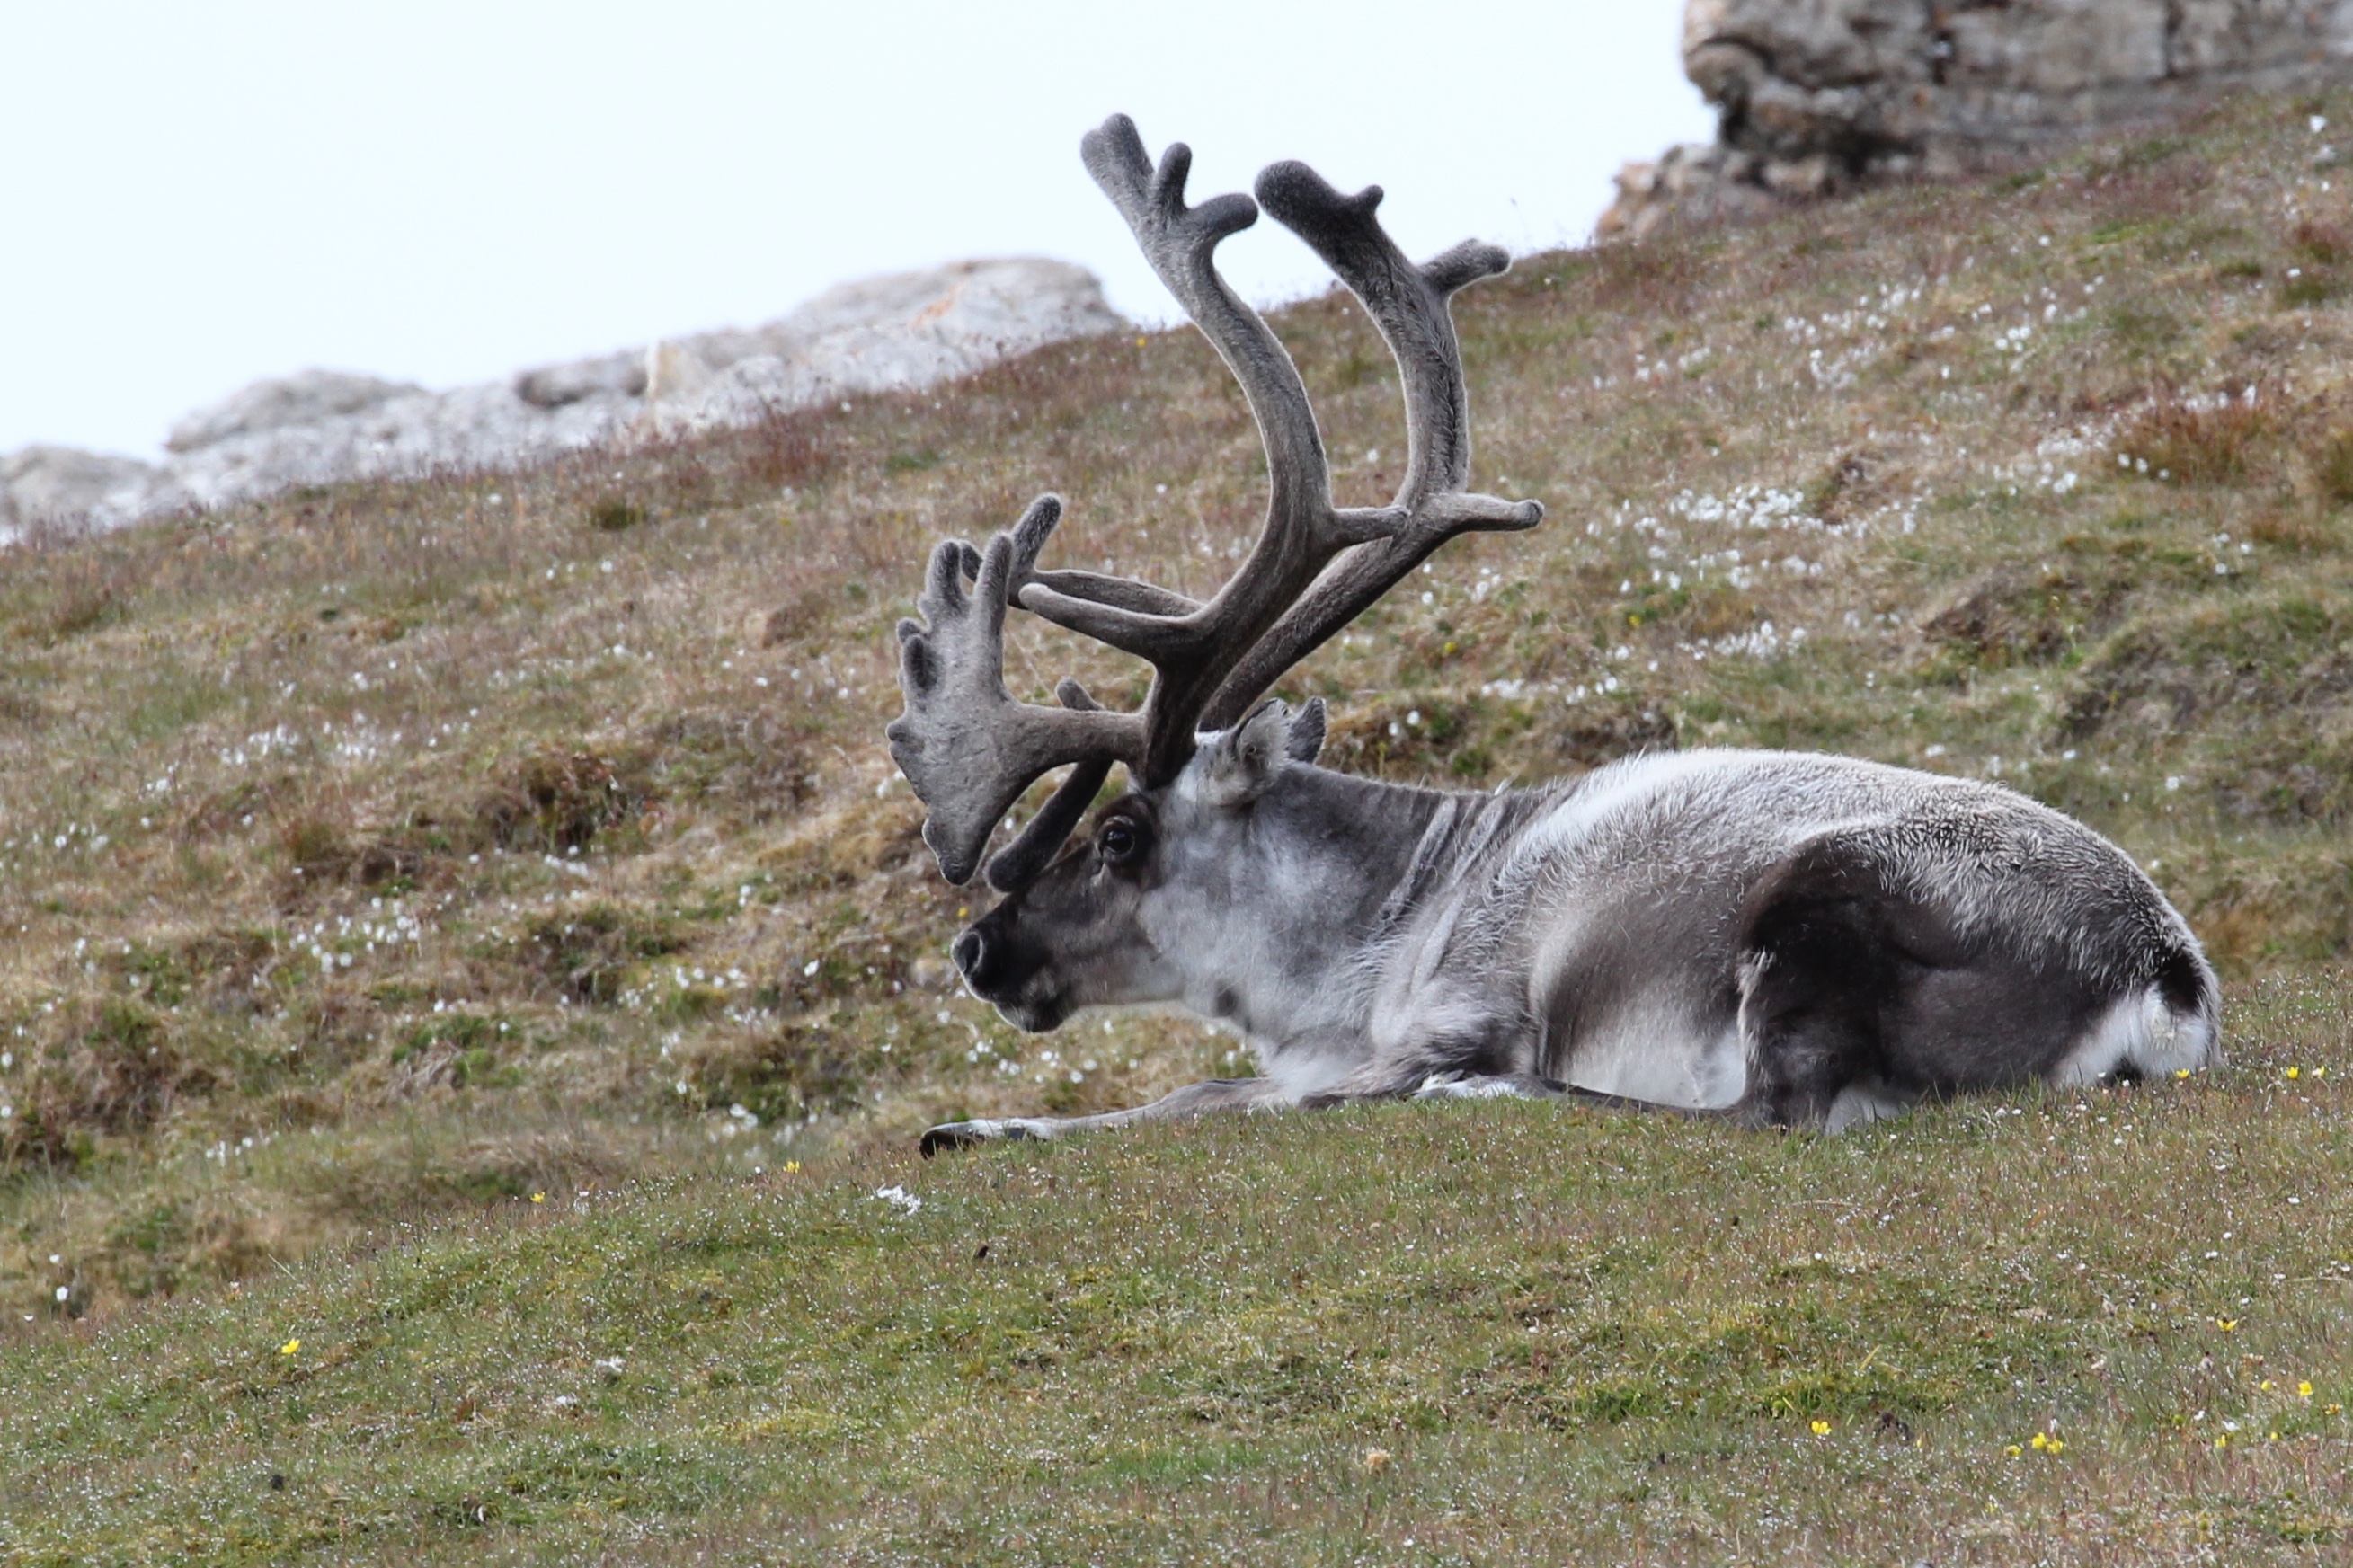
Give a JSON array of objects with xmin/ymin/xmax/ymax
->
[{"xmin": 919, "ymin": 1076, "xmax": 1292, "ymax": 1156}]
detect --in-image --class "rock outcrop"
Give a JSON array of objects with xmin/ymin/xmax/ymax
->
[
  {"xmin": 1603, "ymin": 0, "xmax": 2353, "ymax": 240},
  {"xmin": 164, "ymin": 368, "xmax": 425, "ymax": 454},
  {"xmin": 0, "ymin": 447, "xmax": 176, "ymax": 542},
  {"xmin": 2, "ymin": 258, "xmax": 1122, "ymax": 544},
  {"xmin": 638, "ymin": 258, "xmax": 1123, "ymax": 436}
]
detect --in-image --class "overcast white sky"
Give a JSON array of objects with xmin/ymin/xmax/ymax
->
[{"xmin": 0, "ymin": 2, "xmax": 1710, "ymax": 459}]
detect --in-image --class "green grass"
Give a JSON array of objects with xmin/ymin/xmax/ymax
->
[
  {"xmin": 6, "ymin": 87, "xmax": 2353, "ymax": 1559},
  {"xmin": 1, "ymin": 974, "xmax": 2347, "ymax": 1563}
]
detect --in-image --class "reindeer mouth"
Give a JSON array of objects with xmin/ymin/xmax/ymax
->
[
  {"xmin": 952, "ymin": 925, "xmax": 1070, "ymax": 1032},
  {"xmin": 994, "ymin": 991, "xmax": 1071, "ymax": 1033},
  {"xmin": 984, "ymin": 968, "xmax": 1071, "ymax": 1032}
]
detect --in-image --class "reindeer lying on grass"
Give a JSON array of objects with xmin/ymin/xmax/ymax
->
[{"xmin": 888, "ymin": 115, "xmax": 2220, "ymax": 1154}]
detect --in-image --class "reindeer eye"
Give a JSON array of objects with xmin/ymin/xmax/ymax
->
[{"xmin": 1098, "ymin": 818, "xmax": 1142, "ymax": 864}]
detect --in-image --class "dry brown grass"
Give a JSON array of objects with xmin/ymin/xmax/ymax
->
[
  {"xmin": 7, "ymin": 89, "xmax": 2353, "ymax": 1318},
  {"xmin": 2117, "ymin": 398, "xmax": 2273, "ymax": 484}
]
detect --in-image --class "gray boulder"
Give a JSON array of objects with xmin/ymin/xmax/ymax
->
[
  {"xmin": 1603, "ymin": 0, "xmax": 2353, "ymax": 238},
  {"xmin": 163, "ymin": 377, "xmax": 639, "ymax": 513},
  {"xmin": 0, "ymin": 446, "xmax": 176, "ymax": 545},
  {"xmin": 657, "ymin": 258, "xmax": 1124, "ymax": 430},
  {"xmin": 165, "ymin": 368, "xmax": 422, "ymax": 453},
  {"xmin": 514, "ymin": 350, "xmax": 646, "ymax": 409},
  {"xmin": 4, "ymin": 256, "xmax": 1123, "ymax": 538}
]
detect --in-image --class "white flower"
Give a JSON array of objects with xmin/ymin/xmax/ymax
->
[{"xmin": 874, "ymin": 1185, "xmax": 923, "ymax": 1216}]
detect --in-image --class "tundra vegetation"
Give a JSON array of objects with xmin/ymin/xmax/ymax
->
[{"xmin": 0, "ymin": 94, "xmax": 2350, "ymax": 1562}]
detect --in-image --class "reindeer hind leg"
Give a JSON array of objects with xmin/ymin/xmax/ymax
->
[
  {"xmin": 1731, "ymin": 870, "xmax": 1904, "ymax": 1132},
  {"xmin": 1726, "ymin": 828, "xmax": 2061, "ymax": 1131}
]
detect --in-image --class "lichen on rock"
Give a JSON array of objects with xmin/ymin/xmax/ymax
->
[{"xmin": 1603, "ymin": 0, "xmax": 2353, "ymax": 240}]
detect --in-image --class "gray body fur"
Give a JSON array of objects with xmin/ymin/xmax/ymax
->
[
  {"xmin": 928, "ymin": 729, "xmax": 2219, "ymax": 1150},
  {"xmin": 893, "ymin": 118, "xmax": 2219, "ymax": 1154}
]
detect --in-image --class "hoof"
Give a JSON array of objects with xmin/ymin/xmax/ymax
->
[{"xmin": 918, "ymin": 1118, "xmax": 1041, "ymax": 1157}]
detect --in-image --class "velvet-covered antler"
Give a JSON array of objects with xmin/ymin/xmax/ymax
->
[
  {"xmin": 1201, "ymin": 163, "xmax": 1543, "ymax": 730},
  {"xmin": 887, "ymin": 115, "xmax": 1541, "ymax": 889},
  {"xmin": 1007, "ymin": 114, "xmax": 1414, "ymax": 787},
  {"xmin": 886, "ymin": 496, "xmax": 1142, "ymax": 887}
]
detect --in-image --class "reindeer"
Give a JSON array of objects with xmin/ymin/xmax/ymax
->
[{"xmin": 887, "ymin": 115, "xmax": 2220, "ymax": 1154}]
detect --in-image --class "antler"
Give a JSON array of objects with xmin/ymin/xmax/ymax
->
[
  {"xmin": 888, "ymin": 115, "xmax": 1541, "ymax": 888},
  {"xmin": 886, "ymin": 496, "xmax": 1141, "ymax": 887},
  {"xmin": 1006, "ymin": 114, "xmax": 1416, "ymax": 787},
  {"xmin": 1200, "ymin": 163, "xmax": 1543, "ymax": 730}
]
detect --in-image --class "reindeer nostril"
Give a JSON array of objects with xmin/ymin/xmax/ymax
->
[{"xmin": 952, "ymin": 929, "xmax": 989, "ymax": 986}]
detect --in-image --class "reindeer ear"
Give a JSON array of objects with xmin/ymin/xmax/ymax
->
[
  {"xmin": 1204, "ymin": 700, "xmax": 1296, "ymax": 807},
  {"xmin": 1285, "ymin": 696, "xmax": 1327, "ymax": 764}
]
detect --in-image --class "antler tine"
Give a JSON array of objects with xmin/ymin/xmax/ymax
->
[
  {"xmin": 1199, "ymin": 164, "xmax": 1544, "ymax": 731},
  {"xmin": 1077, "ymin": 115, "xmax": 1343, "ymax": 563},
  {"xmin": 1005, "ymin": 115, "xmax": 1407, "ymax": 784},
  {"xmin": 886, "ymin": 495, "xmax": 1145, "ymax": 886},
  {"xmin": 890, "ymin": 120, "xmax": 1532, "ymax": 888},
  {"xmin": 982, "ymin": 680, "xmax": 1114, "ymax": 893}
]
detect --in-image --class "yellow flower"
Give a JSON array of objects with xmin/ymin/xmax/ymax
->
[
  {"xmin": 280, "ymin": 1338, "xmax": 301, "ymax": 1357},
  {"xmin": 1809, "ymin": 1420, "xmax": 1832, "ymax": 1437},
  {"xmin": 2215, "ymin": 1317, "xmax": 2239, "ymax": 1333},
  {"xmin": 782, "ymin": 1160, "xmax": 803, "ymax": 1174},
  {"xmin": 2030, "ymin": 1432, "xmax": 2049, "ymax": 1450},
  {"xmin": 2004, "ymin": 1444, "xmax": 2022, "ymax": 1457},
  {"xmin": 530, "ymin": 1192, "xmax": 546, "ymax": 1204},
  {"xmin": 2215, "ymin": 1434, "xmax": 2230, "ymax": 1449},
  {"xmin": 2260, "ymin": 1379, "xmax": 2276, "ymax": 1392},
  {"xmin": 2286, "ymin": 1067, "xmax": 2301, "ymax": 1081},
  {"xmin": 2299, "ymin": 1381, "xmax": 2314, "ymax": 1400},
  {"xmin": 2047, "ymin": 1438, "xmax": 2064, "ymax": 1454},
  {"xmin": 2326, "ymin": 1404, "xmax": 2343, "ymax": 1415},
  {"xmin": 2175, "ymin": 1068, "xmax": 2191, "ymax": 1079}
]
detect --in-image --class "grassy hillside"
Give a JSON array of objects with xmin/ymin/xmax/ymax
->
[
  {"xmin": 0, "ymin": 1007, "xmax": 2348, "ymax": 1564},
  {"xmin": 2, "ymin": 89, "xmax": 2352, "ymax": 1561}
]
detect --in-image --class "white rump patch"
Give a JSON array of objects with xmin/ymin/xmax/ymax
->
[{"xmin": 2048, "ymin": 985, "xmax": 2219, "ymax": 1087}]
